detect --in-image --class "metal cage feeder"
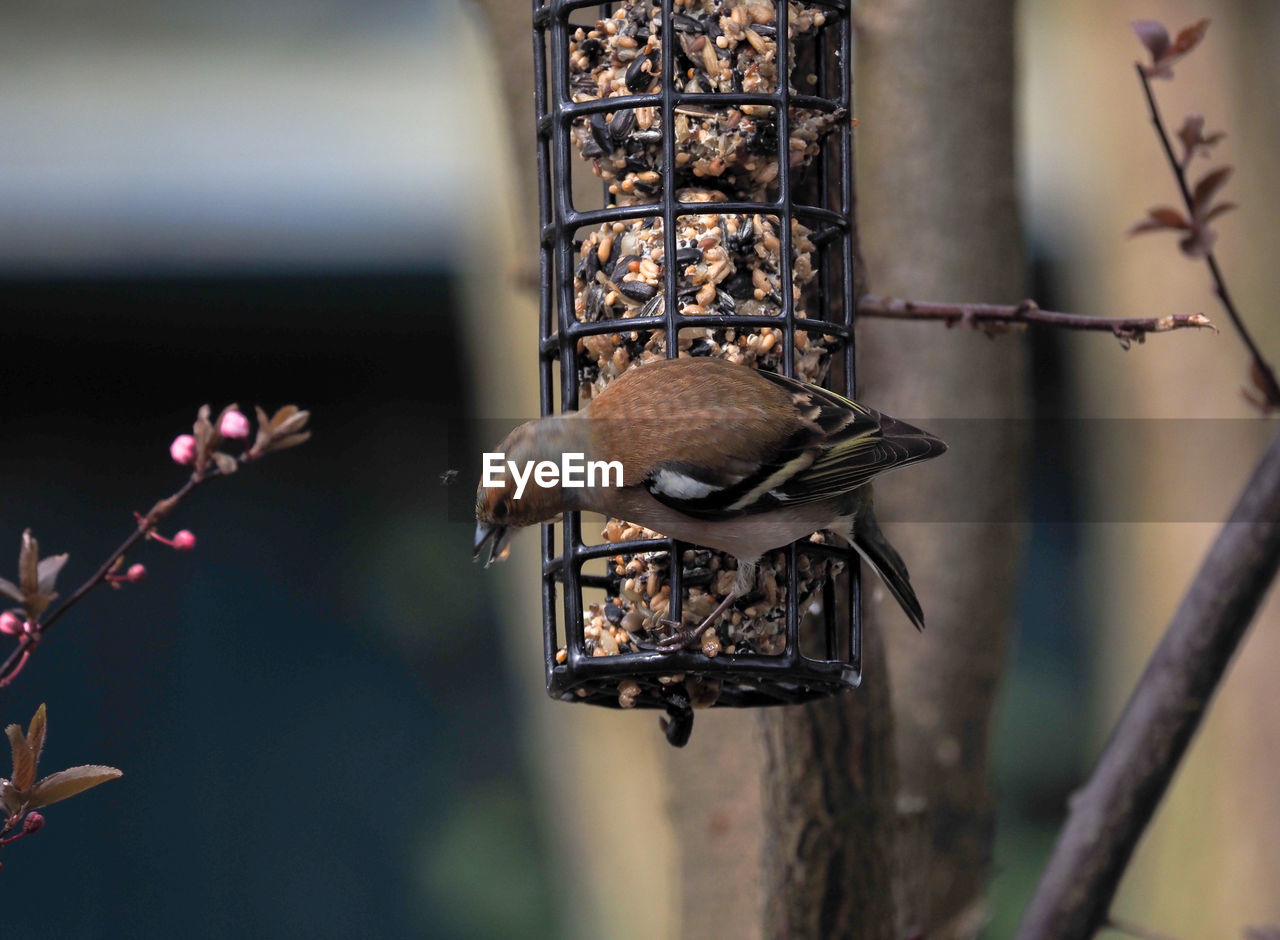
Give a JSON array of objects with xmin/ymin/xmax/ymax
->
[{"xmin": 532, "ymin": 0, "xmax": 860, "ymax": 745}]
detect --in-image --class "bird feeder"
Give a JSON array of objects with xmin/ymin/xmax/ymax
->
[{"xmin": 532, "ymin": 0, "xmax": 860, "ymax": 744}]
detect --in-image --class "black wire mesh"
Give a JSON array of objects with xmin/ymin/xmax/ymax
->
[{"xmin": 532, "ymin": 0, "xmax": 861, "ymax": 740}]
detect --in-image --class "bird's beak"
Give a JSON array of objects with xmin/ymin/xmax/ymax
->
[{"xmin": 473, "ymin": 522, "xmax": 514, "ymax": 568}]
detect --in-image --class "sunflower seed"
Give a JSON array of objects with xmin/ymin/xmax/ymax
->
[{"xmin": 618, "ymin": 280, "xmax": 658, "ymax": 302}]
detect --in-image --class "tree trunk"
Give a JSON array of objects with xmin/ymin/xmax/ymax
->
[
  {"xmin": 760, "ymin": 630, "xmax": 900, "ymax": 939},
  {"xmin": 854, "ymin": 2, "xmax": 1028, "ymax": 936},
  {"xmin": 759, "ymin": 0, "xmax": 1027, "ymax": 934}
]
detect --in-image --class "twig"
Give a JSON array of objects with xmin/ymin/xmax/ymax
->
[
  {"xmin": 40, "ymin": 477, "xmax": 203, "ymax": 636},
  {"xmin": 0, "ymin": 403, "xmax": 307, "ymax": 688},
  {"xmin": 1017, "ymin": 427, "xmax": 1280, "ymax": 939},
  {"xmin": 856, "ymin": 294, "xmax": 1214, "ymax": 348},
  {"xmin": 1135, "ymin": 64, "xmax": 1280, "ymax": 407},
  {"xmin": 0, "ymin": 474, "xmax": 209, "ymax": 687}
]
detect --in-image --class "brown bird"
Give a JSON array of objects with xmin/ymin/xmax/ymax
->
[{"xmin": 475, "ymin": 357, "xmax": 946, "ymax": 650}]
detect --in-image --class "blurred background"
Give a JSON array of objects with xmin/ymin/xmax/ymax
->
[{"xmin": 0, "ymin": 0, "xmax": 1277, "ymax": 937}]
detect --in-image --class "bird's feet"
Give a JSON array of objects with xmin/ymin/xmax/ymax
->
[
  {"xmin": 655, "ymin": 620, "xmax": 704, "ymax": 652},
  {"xmin": 655, "ymin": 589, "xmax": 742, "ymax": 653}
]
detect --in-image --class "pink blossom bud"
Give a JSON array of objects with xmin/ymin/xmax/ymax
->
[
  {"xmin": 172, "ymin": 530, "xmax": 197, "ymax": 551},
  {"xmin": 127, "ymin": 564, "xmax": 147, "ymax": 582},
  {"xmin": 170, "ymin": 434, "xmax": 198, "ymax": 465},
  {"xmin": 22, "ymin": 813, "xmax": 44, "ymax": 834},
  {"xmin": 0, "ymin": 612, "xmax": 21, "ymax": 635},
  {"xmin": 220, "ymin": 410, "xmax": 250, "ymax": 439}
]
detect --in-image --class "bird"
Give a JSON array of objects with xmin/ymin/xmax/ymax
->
[{"xmin": 474, "ymin": 356, "xmax": 946, "ymax": 651}]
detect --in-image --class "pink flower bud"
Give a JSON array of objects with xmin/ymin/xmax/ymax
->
[
  {"xmin": 22, "ymin": 813, "xmax": 44, "ymax": 834},
  {"xmin": 170, "ymin": 434, "xmax": 198, "ymax": 465},
  {"xmin": 127, "ymin": 564, "xmax": 147, "ymax": 582},
  {"xmin": 220, "ymin": 410, "xmax": 250, "ymax": 439},
  {"xmin": 0, "ymin": 612, "xmax": 22, "ymax": 635},
  {"xmin": 172, "ymin": 530, "xmax": 197, "ymax": 551}
]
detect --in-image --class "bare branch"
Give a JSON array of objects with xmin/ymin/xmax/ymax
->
[
  {"xmin": 857, "ymin": 295, "xmax": 1214, "ymax": 348},
  {"xmin": 0, "ymin": 475, "xmax": 204, "ymax": 687},
  {"xmin": 1018, "ymin": 428, "xmax": 1280, "ymax": 938}
]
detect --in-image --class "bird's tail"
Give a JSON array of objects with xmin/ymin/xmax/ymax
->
[{"xmin": 849, "ymin": 498, "xmax": 926, "ymax": 631}]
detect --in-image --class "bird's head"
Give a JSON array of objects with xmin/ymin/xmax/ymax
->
[{"xmin": 473, "ymin": 417, "xmax": 578, "ymax": 566}]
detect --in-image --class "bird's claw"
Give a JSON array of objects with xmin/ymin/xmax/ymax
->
[{"xmin": 655, "ymin": 619, "xmax": 698, "ymax": 653}]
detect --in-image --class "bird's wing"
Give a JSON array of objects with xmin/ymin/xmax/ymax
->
[
  {"xmin": 641, "ymin": 370, "xmax": 944, "ymax": 519},
  {"xmin": 641, "ymin": 422, "xmax": 818, "ymax": 520},
  {"xmin": 759, "ymin": 372, "xmax": 947, "ymax": 505}
]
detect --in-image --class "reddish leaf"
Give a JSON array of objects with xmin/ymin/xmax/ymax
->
[
  {"xmin": 1246, "ymin": 362, "xmax": 1280, "ymax": 411},
  {"xmin": 23, "ymin": 591, "xmax": 57, "ymax": 621},
  {"xmin": 0, "ymin": 780, "xmax": 23, "ymax": 816},
  {"xmin": 1169, "ymin": 19, "xmax": 1210, "ymax": 58},
  {"xmin": 1192, "ymin": 166, "xmax": 1233, "ymax": 214},
  {"xmin": 0, "ymin": 706, "xmax": 124, "ymax": 818},
  {"xmin": 1150, "ymin": 207, "xmax": 1189, "ymax": 228},
  {"xmin": 1176, "ymin": 114, "xmax": 1228, "ymax": 165},
  {"xmin": 1204, "ymin": 201, "xmax": 1237, "ymax": 223},
  {"xmin": 0, "ymin": 578, "xmax": 23, "ymax": 604},
  {"xmin": 211, "ymin": 451, "xmax": 238, "ymax": 476},
  {"xmin": 274, "ymin": 411, "xmax": 310, "ymax": 438},
  {"xmin": 36, "ymin": 553, "xmax": 68, "ymax": 596},
  {"xmin": 6, "ymin": 723, "xmax": 34, "ymax": 794},
  {"xmin": 193, "ymin": 404, "xmax": 213, "ymax": 451},
  {"xmin": 1253, "ymin": 360, "xmax": 1270, "ymax": 395},
  {"xmin": 18, "ymin": 531, "xmax": 38, "ymax": 600},
  {"xmin": 25, "ymin": 705, "xmax": 46, "ymax": 774},
  {"xmin": 1131, "ymin": 20, "xmax": 1169, "ymax": 61},
  {"xmin": 1129, "ymin": 207, "xmax": 1189, "ymax": 235},
  {"xmin": 192, "ymin": 403, "xmax": 216, "ymax": 471},
  {"xmin": 1179, "ymin": 223, "xmax": 1217, "ymax": 258},
  {"xmin": 271, "ymin": 431, "xmax": 312, "ymax": 452},
  {"xmin": 27, "ymin": 765, "xmax": 122, "ymax": 809},
  {"xmin": 252, "ymin": 405, "xmax": 273, "ymax": 455},
  {"xmin": 247, "ymin": 404, "xmax": 311, "ymax": 459},
  {"xmin": 269, "ymin": 405, "xmax": 300, "ymax": 432},
  {"xmin": 1177, "ymin": 113, "xmax": 1204, "ymax": 156},
  {"xmin": 1138, "ymin": 18, "xmax": 1210, "ymax": 78}
]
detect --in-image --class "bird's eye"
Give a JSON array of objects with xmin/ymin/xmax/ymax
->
[{"xmin": 492, "ymin": 500, "xmax": 509, "ymax": 522}]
